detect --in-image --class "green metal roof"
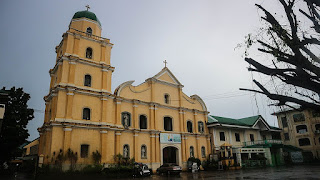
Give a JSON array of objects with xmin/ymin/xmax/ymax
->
[
  {"xmin": 72, "ymin": 10, "xmax": 101, "ymax": 26},
  {"xmin": 208, "ymin": 115, "xmax": 280, "ymax": 130},
  {"xmin": 238, "ymin": 115, "xmax": 261, "ymax": 126},
  {"xmin": 208, "ymin": 115, "xmax": 249, "ymax": 126}
]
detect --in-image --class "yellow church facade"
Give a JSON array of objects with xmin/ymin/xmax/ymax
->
[{"xmin": 38, "ymin": 10, "xmax": 211, "ymax": 170}]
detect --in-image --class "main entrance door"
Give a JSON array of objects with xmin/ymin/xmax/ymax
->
[{"xmin": 163, "ymin": 146, "xmax": 178, "ymax": 164}]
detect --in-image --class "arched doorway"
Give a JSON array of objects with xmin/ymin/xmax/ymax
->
[{"xmin": 163, "ymin": 146, "xmax": 178, "ymax": 164}]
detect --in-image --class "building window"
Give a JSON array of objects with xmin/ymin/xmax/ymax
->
[
  {"xmin": 293, "ymin": 113, "xmax": 305, "ymax": 122},
  {"xmin": 315, "ymin": 124, "xmax": 320, "ymax": 131},
  {"xmin": 86, "ymin": 47, "xmax": 93, "ymax": 59},
  {"xmin": 281, "ymin": 116, "xmax": 288, "ymax": 128},
  {"xmin": 235, "ymin": 133, "xmax": 240, "ymax": 142},
  {"xmin": 250, "ymin": 134, "xmax": 254, "ymax": 142},
  {"xmin": 272, "ymin": 133, "xmax": 281, "ymax": 140},
  {"xmin": 139, "ymin": 115, "xmax": 147, "ymax": 129},
  {"xmin": 201, "ymin": 146, "xmax": 206, "ymax": 158},
  {"xmin": 187, "ymin": 121, "xmax": 193, "ymax": 133},
  {"xmin": 220, "ymin": 132, "xmax": 225, "ymax": 141},
  {"xmin": 190, "ymin": 146, "xmax": 194, "ymax": 157},
  {"xmin": 262, "ymin": 135, "xmax": 267, "ymax": 140},
  {"xmin": 122, "ymin": 112, "xmax": 131, "ymax": 128},
  {"xmin": 164, "ymin": 117, "xmax": 173, "ymax": 131},
  {"xmin": 284, "ymin": 133, "xmax": 290, "ymax": 141},
  {"xmin": 80, "ymin": 144, "xmax": 89, "ymax": 158},
  {"xmin": 84, "ymin": 74, "xmax": 92, "ymax": 87},
  {"xmin": 83, "ymin": 108, "xmax": 91, "ymax": 120},
  {"xmin": 198, "ymin": 121, "xmax": 204, "ymax": 133},
  {"xmin": 164, "ymin": 94, "xmax": 170, "ymax": 104},
  {"xmin": 296, "ymin": 125, "xmax": 308, "ymax": 134},
  {"xmin": 141, "ymin": 145, "xmax": 147, "ymax": 159},
  {"xmin": 298, "ymin": 138, "xmax": 311, "ymax": 146},
  {"xmin": 86, "ymin": 27, "xmax": 92, "ymax": 35},
  {"xmin": 312, "ymin": 110, "xmax": 320, "ymax": 117},
  {"xmin": 123, "ymin": 144, "xmax": 130, "ymax": 158}
]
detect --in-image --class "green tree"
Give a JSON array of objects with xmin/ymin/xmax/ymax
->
[
  {"xmin": 0, "ymin": 87, "xmax": 34, "ymax": 165},
  {"xmin": 240, "ymin": 0, "xmax": 320, "ymax": 110}
]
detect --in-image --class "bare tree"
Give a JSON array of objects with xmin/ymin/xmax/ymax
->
[{"xmin": 240, "ymin": 0, "xmax": 320, "ymax": 110}]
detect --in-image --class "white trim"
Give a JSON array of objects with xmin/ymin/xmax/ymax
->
[
  {"xmin": 101, "ymin": 69, "xmax": 108, "ymax": 72},
  {"xmin": 71, "ymin": 18, "xmax": 102, "ymax": 29},
  {"xmin": 100, "ymin": 130, "xmax": 108, "ymax": 134},
  {"xmin": 67, "ymin": 93, "xmax": 74, "ymax": 96},
  {"xmin": 133, "ymin": 105, "xmax": 138, "ymax": 107},
  {"xmin": 115, "ymin": 132, "xmax": 122, "ymax": 135},
  {"xmin": 63, "ymin": 128, "xmax": 72, "ymax": 131},
  {"xmin": 116, "ymin": 102, "xmax": 122, "ymax": 104},
  {"xmin": 133, "ymin": 134, "xmax": 139, "ymax": 137}
]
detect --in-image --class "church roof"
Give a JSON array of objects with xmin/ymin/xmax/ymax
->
[{"xmin": 72, "ymin": 10, "xmax": 101, "ymax": 26}]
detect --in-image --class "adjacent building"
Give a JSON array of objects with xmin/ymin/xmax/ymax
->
[
  {"xmin": 207, "ymin": 115, "xmax": 284, "ymax": 166},
  {"xmin": 273, "ymin": 108, "xmax": 320, "ymax": 160},
  {"xmin": 37, "ymin": 10, "xmax": 210, "ymax": 170}
]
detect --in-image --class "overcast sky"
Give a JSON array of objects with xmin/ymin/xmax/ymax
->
[{"xmin": 0, "ymin": 0, "xmax": 285, "ymax": 141}]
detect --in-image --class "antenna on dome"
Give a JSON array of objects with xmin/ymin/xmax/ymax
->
[{"xmin": 85, "ymin": 5, "xmax": 90, "ymax": 11}]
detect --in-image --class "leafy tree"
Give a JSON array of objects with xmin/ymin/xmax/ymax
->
[
  {"xmin": 240, "ymin": 0, "xmax": 320, "ymax": 110},
  {"xmin": 92, "ymin": 150, "xmax": 101, "ymax": 165},
  {"xmin": 0, "ymin": 87, "xmax": 34, "ymax": 164}
]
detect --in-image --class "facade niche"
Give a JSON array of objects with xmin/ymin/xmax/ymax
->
[
  {"xmin": 187, "ymin": 121, "xmax": 193, "ymax": 133},
  {"xmin": 139, "ymin": 115, "xmax": 147, "ymax": 129},
  {"xmin": 164, "ymin": 94, "xmax": 170, "ymax": 104},
  {"xmin": 83, "ymin": 108, "xmax": 91, "ymax": 120},
  {"xmin": 84, "ymin": 74, "xmax": 92, "ymax": 87},
  {"xmin": 123, "ymin": 144, "xmax": 130, "ymax": 158},
  {"xmin": 164, "ymin": 117, "xmax": 173, "ymax": 131},
  {"xmin": 81, "ymin": 144, "xmax": 89, "ymax": 158},
  {"xmin": 141, "ymin": 145, "xmax": 147, "ymax": 159},
  {"xmin": 198, "ymin": 121, "xmax": 204, "ymax": 133},
  {"xmin": 122, "ymin": 112, "xmax": 131, "ymax": 128},
  {"xmin": 190, "ymin": 146, "xmax": 194, "ymax": 157},
  {"xmin": 86, "ymin": 47, "xmax": 93, "ymax": 59},
  {"xmin": 201, "ymin": 146, "xmax": 206, "ymax": 158}
]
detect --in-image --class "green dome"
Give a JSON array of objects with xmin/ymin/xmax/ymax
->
[{"xmin": 72, "ymin": 10, "xmax": 101, "ymax": 26}]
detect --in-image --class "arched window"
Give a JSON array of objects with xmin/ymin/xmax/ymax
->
[
  {"xmin": 201, "ymin": 146, "xmax": 206, "ymax": 158},
  {"xmin": 299, "ymin": 138, "xmax": 311, "ymax": 146},
  {"xmin": 190, "ymin": 146, "xmax": 194, "ymax": 157},
  {"xmin": 187, "ymin": 121, "xmax": 193, "ymax": 133},
  {"xmin": 86, "ymin": 27, "xmax": 92, "ymax": 35},
  {"xmin": 141, "ymin": 145, "xmax": 147, "ymax": 159},
  {"xmin": 122, "ymin": 112, "xmax": 131, "ymax": 128},
  {"xmin": 139, "ymin": 115, "xmax": 147, "ymax": 129},
  {"xmin": 296, "ymin": 125, "xmax": 308, "ymax": 134},
  {"xmin": 84, "ymin": 74, "xmax": 91, "ymax": 87},
  {"xmin": 123, "ymin": 144, "xmax": 130, "ymax": 158},
  {"xmin": 83, "ymin": 108, "xmax": 91, "ymax": 120},
  {"xmin": 164, "ymin": 117, "xmax": 173, "ymax": 131},
  {"xmin": 86, "ymin": 47, "xmax": 93, "ymax": 59},
  {"xmin": 198, "ymin": 121, "xmax": 204, "ymax": 133},
  {"xmin": 164, "ymin": 94, "xmax": 170, "ymax": 104}
]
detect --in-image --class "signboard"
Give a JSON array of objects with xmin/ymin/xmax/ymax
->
[{"xmin": 160, "ymin": 133, "xmax": 181, "ymax": 144}]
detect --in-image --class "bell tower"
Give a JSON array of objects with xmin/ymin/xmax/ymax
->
[{"xmin": 39, "ymin": 8, "xmax": 114, "ymax": 160}]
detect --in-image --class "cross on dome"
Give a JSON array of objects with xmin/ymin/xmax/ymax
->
[
  {"xmin": 163, "ymin": 60, "xmax": 168, "ymax": 67},
  {"xmin": 85, "ymin": 5, "xmax": 90, "ymax": 11}
]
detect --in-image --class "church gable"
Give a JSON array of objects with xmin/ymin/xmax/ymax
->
[{"xmin": 152, "ymin": 67, "xmax": 183, "ymax": 87}]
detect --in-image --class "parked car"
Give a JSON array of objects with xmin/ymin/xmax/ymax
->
[
  {"xmin": 156, "ymin": 163, "xmax": 182, "ymax": 175},
  {"xmin": 133, "ymin": 162, "xmax": 151, "ymax": 177}
]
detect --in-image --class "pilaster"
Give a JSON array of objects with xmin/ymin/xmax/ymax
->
[
  {"xmin": 63, "ymin": 127, "xmax": 72, "ymax": 152},
  {"xmin": 100, "ymin": 130, "xmax": 108, "ymax": 163},
  {"xmin": 134, "ymin": 131, "xmax": 139, "ymax": 160},
  {"xmin": 115, "ymin": 100, "xmax": 122, "ymax": 125},
  {"xmin": 101, "ymin": 97, "xmax": 108, "ymax": 122},
  {"xmin": 115, "ymin": 131, "xmax": 121, "ymax": 155},
  {"xmin": 65, "ymin": 89, "xmax": 74, "ymax": 119},
  {"xmin": 73, "ymin": 34, "xmax": 80, "ymax": 55},
  {"xmin": 155, "ymin": 133, "xmax": 160, "ymax": 162}
]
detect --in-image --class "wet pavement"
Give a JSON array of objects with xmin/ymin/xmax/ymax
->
[{"xmin": 3, "ymin": 165, "xmax": 320, "ymax": 180}]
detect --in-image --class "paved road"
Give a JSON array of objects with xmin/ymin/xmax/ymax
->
[
  {"xmin": 127, "ymin": 165, "xmax": 320, "ymax": 180},
  {"xmin": 4, "ymin": 165, "xmax": 320, "ymax": 179}
]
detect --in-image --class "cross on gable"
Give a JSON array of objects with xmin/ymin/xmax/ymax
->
[{"xmin": 163, "ymin": 60, "xmax": 168, "ymax": 67}]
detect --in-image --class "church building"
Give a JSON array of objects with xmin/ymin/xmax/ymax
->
[{"xmin": 38, "ymin": 9, "xmax": 211, "ymax": 170}]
